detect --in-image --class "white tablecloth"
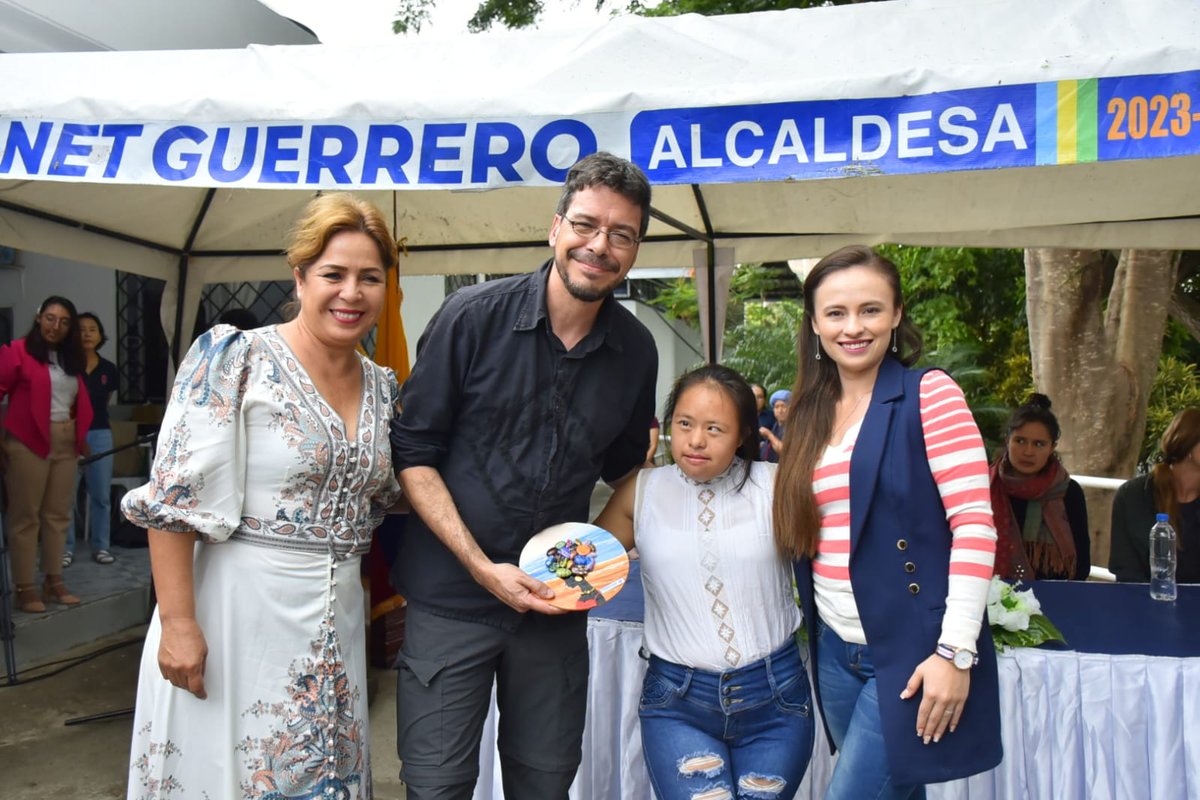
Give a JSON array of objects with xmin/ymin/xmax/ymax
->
[{"xmin": 475, "ymin": 618, "xmax": 1200, "ymax": 800}]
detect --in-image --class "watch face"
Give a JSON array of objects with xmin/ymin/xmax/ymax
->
[{"xmin": 953, "ymin": 649, "xmax": 974, "ymax": 669}]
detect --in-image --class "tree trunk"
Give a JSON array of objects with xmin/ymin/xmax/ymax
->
[{"xmin": 1025, "ymin": 248, "xmax": 1179, "ymax": 568}]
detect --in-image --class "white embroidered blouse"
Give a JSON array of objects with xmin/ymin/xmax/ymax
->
[{"xmin": 633, "ymin": 459, "xmax": 801, "ymax": 672}]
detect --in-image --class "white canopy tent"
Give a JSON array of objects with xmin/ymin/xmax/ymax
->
[{"xmin": 0, "ymin": 0, "xmax": 1198, "ymax": 357}]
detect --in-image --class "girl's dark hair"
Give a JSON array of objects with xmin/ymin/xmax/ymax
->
[
  {"xmin": 774, "ymin": 245, "xmax": 924, "ymax": 559},
  {"xmin": 1006, "ymin": 393, "xmax": 1060, "ymax": 442},
  {"xmin": 663, "ymin": 364, "xmax": 760, "ymax": 490},
  {"xmin": 77, "ymin": 312, "xmax": 108, "ymax": 350},
  {"xmin": 24, "ymin": 296, "xmax": 85, "ymax": 376}
]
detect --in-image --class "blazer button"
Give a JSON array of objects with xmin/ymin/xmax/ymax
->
[
  {"xmin": 896, "ymin": 539, "xmax": 909, "ymax": 551},
  {"xmin": 904, "ymin": 561, "xmax": 916, "ymax": 573},
  {"xmin": 908, "ymin": 582, "xmax": 920, "ymax": 594}
]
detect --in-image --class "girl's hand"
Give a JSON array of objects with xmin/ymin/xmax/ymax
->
[{"xmin": 900, "ymin": 653, "xmax": 970, "ymax": 744}]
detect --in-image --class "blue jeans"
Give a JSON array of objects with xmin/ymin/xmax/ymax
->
[
  {"xmin": 66, "ymin": 428, "xmax": 113, "ymax": 553},
  {"xmin": 639, "ymin": 638, "xmax": 814, "ymax": 800},
  {"xmin": 816, "ymin": 620, "xmax": 926, "ymax": 800}
]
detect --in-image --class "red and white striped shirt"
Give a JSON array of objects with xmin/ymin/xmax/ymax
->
[{"xmin": 812, "ymin": 370, "xmax": 997, "ymax": 650}]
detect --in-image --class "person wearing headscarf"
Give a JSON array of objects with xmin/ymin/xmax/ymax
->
[{"xmin": 758, "ymin": 389, "xmax": 790, "ymax": 463}]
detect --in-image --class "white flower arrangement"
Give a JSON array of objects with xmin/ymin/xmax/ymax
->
[{"xmin": 986, "ymin": 576, "xmax": 1066, "ymax": 652}]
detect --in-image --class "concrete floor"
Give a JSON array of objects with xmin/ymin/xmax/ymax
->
[
  {"xmin": 0, "ymin": 626, "xmax": 406, "ymax": 799},
  {"xmin": 0, "ymin": 482, "xmax": 623, "ymax": 798}
]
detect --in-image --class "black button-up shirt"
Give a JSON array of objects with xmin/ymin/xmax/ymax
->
[{"xmin": 390, "ymin": 260, "xmax": 658, "ymax": 627}]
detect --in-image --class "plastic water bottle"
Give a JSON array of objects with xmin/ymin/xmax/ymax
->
[{"xmin": 1149, "ymin": 513, "xmax": 1177, "ymax": 602}]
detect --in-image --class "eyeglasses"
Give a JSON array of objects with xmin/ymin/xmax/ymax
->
[
  {"xmin": 40, "ymin": 314, "xmax": 71, "ymax": 328},
  {"xmin": 562, "ymin": 217, "xmax": 640, "ymax": 250}
]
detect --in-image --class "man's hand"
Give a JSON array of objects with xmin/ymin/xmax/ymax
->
[
  {"xmin": 158, "ymin": 617, "xmax": 209, "ymax": 699},
  {"xmin": 474, "ymin": 562, "xmax": 566, "ymax": 615}
]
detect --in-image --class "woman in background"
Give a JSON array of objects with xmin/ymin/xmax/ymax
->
[
  {"xmin": 777, "ymin": 245, "xmax": 1000, "ymax": 799},
  {"xmin": 1110, "ymin": 408, "xmax": 1200, "ymax": 584},
  {"xmin": 989, "ymin": 394, "xmax": 1090, "ymax": 581},
  {"xmin": 64, "ymin": 312, "xmax": 120, "ymax": 566},
  {"xmin": 0, "ymin": 296, "xmax": 92, "ymax": 612}
]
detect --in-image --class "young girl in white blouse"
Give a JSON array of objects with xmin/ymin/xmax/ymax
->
[{"xmin": 596, "ymin": 365, "xmax": 813, "ymax": 800}]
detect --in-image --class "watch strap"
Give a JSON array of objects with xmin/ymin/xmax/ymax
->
[{"xmin": 936, "ymin": 642, "xmax": 978, "ymax": 668}]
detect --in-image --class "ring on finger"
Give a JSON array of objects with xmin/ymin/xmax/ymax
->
[{"xmin": 943, "ymin": 709, "xmax": 954, "ymax": 716}]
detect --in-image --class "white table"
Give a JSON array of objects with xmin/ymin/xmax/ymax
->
[{"xmin": 475, "ymin": 618, "xmax": 1200, "ymax": 800}]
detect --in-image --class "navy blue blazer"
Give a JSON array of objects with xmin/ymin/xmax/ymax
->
[{"xmin": 795, "ymin": 358, "xmax": 1002, "ymax": 785}]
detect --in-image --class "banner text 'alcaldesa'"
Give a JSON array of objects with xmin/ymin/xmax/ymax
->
[{"xmin": 630, "ymin": 69, "xmax": 1200, "ymax": 183}]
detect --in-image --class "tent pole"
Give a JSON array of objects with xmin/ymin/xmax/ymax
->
[
  {"xmin": 705, "ymin": 241, "xmax": 718, "ymax": 364},
  {"xmin": 686, "ymin": 184, "xmax": 720, "ymax": 364},
  {"xmin": 171, "ymin": 188, "xmax": 217, "ymax": 365}
]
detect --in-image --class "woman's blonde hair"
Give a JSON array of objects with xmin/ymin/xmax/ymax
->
[
  {"xmin": 287, "ymin": 193, "xmax": 397, "ymax": 276},
  {"xmin": 1152, "ymin": 408, "xmax": 1200, "ymax": 530}
]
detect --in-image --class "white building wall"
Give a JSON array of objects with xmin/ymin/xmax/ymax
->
[
  {"xmin": 621, "ymin": 299, "xmax": 702, "ymax": 420},
  {"xmin": 399, "ymin": 274, "xmax": 445, "ymax": 367},
  {"xmin": 0, "ymin": 251, "xmax": 118, "ymax": 361}
]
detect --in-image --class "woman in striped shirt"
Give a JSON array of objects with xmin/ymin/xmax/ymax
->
[{"xmin": 775, "ymin": 246, "xmax": 1002, "ymax": 799}]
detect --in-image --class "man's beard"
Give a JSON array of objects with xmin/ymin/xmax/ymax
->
[{"xmin": 555, "ymin": 248, "xmax": 622, "ymax": 303}]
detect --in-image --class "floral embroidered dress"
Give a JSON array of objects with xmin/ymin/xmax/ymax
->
[{"xmin": 121, "ymin": 325, "xmax": 401, "ymax": 800}]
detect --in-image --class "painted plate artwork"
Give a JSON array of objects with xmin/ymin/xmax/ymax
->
[{"xmin": 519, "ymin": 522, "xmax": 630, "ymax": 611}]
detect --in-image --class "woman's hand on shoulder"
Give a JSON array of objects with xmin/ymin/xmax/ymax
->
[
  {"xmin": 158, "ymin": 617, "xmax": 209, "ymax": 700},
  {"xmin": 900, "ymin": 653, "xmax": 970, "ymax": 745}
]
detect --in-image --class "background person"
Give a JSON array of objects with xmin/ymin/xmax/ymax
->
[
  {"xmin": 389, "ymin": 152, "xmax": 657, "ymax": 800},
  {"xmin": 0, "ymin": 296, "xmax": 92, "ymax": 613},
  {"xmin": 751, "ymin": 382, "xmax": 773, "ymax": 432},
  {"xmin": 776, "ymin": 245, "xmax": 1001, "ymax": 799},
  {"xmin": 759, "ymin": 388, "xmax": 789, "ymax": 463},
  {"xmin": 64, "ymin": 312, "xmax": 120, "ymax": 566},
  {"xmin": 596, "ymin": 365, "xmax": 813, "ymax": 800},
  {"xmin": 120, "ymin": 193, "xmax": 401, "ymax": 798},
  {"xmin": 989, "ymin": 394, "xmax": 1090, "ymax": 581},
  {"xmin": 1110, "ymin": 408, "xmax": 1200, "ymax": 584}
]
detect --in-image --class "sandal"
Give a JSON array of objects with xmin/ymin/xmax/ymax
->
[
  {"xmin": 61, "ymin": 551, "xmax": 74, "ymax": 568},
  {"xmin": 16, "ymin": 585, "xmax": 46, "ymax": 614},
  {"xmin": 42, "ymin": 576, "xmax": 81, "ymax": 606},
  {"xmin": 93, "ymin": 550, "xmax": 115, "ymax": 565}
]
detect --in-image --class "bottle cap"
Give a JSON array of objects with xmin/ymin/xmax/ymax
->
[{"xmin": 1156, "ymin": 513, "xmax": 1169, "ymax": 522}]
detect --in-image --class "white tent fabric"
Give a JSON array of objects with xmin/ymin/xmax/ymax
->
[{"xmin": 0, "ymin": 0, "xmax": 1198, "ymax": 348}]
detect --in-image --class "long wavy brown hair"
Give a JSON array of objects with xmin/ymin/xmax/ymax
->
[
  {"xmin": 772, "ymin": 246, "xmax": 923, "ymax": 559},
  {"xmin": 1151, "ymin": 408, "xmax": 1200, "ymax": 538}
]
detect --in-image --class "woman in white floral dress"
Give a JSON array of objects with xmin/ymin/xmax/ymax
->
[{"xmin": 122, "ymin": 194, "xmax": 401, "ymax": 800}]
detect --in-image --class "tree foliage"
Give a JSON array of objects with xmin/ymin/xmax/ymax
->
[
  {"xmin": 393, "ymin": 0, "xmax": 845, "ymax": 35},
  {"xmin": 880, "ymin": 245, "xmax": 1031, "ymax": 447},
  {"xmin": 722, "ymin": 299, "xmax": 803, "ymax": 393},
  {"xmin": 1142, "ymin": 355, "xmax": 1200, "ymax": 467},
  {"xmin": 629, "ymin": 0, "xmax": 827, "ymax": 18}
]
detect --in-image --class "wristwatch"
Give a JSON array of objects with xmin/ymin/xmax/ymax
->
[{"xmin": 936, "ymin": 643, "xmax": 979, "ymax": 670}]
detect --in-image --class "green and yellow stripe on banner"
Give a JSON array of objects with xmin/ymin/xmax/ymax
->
[{"xmin": 1036, "ymin": 78, "xmax": 1098, "ymax": 165}]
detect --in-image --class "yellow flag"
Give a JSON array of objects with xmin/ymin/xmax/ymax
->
[{"xmin": 372, "ymin": 263, "xmax": 410, "ymax": 381}]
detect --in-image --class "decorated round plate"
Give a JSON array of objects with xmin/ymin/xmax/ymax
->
[{"xmin": 518, "ymin": 522, "xmax": 630, "ymax": 611}]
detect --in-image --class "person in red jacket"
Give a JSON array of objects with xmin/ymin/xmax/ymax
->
[{"xmin": 0, "ymin": 296, "xmax": 93, "ymax": 612}]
